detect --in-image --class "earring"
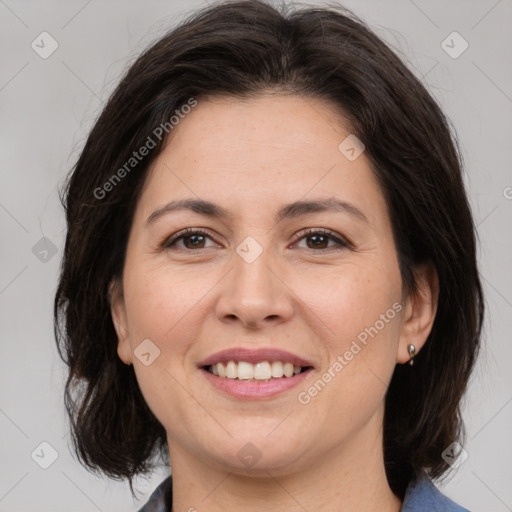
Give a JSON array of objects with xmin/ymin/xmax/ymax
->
[{"xmin": 408, "ymin": 344, "xmax": 416, "ymax": 366}]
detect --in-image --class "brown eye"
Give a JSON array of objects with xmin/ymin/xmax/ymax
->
[
  {"xmin": 163, "ymin": 229, "xmax": 218, "ymax": 251},
  {"xmin": 294, "ymin": 229, "xmax": 351, "ymax": 251},
  {"xmin": 181, "ymin": 233, "xmax": 207, "ymax": 249},
  {"xmin": 305, "ymin": 233, "xmax": 330, "ymax": 249}
]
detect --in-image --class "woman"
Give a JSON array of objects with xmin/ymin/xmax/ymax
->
[{"xmin": 54, "ymin": 1, "xmax": 483, "ymax": 510}]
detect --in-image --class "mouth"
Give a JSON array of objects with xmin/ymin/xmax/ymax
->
[
  {"xmin": 203, "ymin": 360, "xmax": 313, "ymax": 381},
  {"xmin": 197, "ymin": 347, "xmax": 315, "ymax": 399}
]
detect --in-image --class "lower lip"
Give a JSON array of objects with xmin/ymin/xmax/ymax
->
[{"xmin": 201, "ymin": 368, "xmax": 313, "ymax": 399}]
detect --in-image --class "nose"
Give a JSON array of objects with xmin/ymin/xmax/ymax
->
[{"xmin": 215, "ymin": 244, "xmax": 294, "ymax": 330}]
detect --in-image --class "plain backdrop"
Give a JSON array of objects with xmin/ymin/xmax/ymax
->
[{"xmin": 1, "ymin": 0, "xmax": 511, "ymax": 511}]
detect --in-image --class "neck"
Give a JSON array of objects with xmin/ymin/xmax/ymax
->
[{"xmin": 168, "ymin": 413, "xmax": 402, "ymax": 512}]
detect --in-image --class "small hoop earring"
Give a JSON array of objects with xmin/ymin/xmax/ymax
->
[{"xmin": 407, "ymin": 344, "xmax": 416, "ymax": 366}]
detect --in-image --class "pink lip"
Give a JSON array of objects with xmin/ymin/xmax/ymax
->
[
  {"xmin": 197, "ymin": 347, "xmax": 314, "ymax": 368},
  {"xmin": 201, "ymin": 367, "xmax": 313, "ymax": 399}
]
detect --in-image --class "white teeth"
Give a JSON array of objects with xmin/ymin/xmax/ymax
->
[
  {"xmin": 283, "ymin": 362, "xmax": 294, "ymax": 377},
  {"xmin": 237, "ymin": 361, "xmax": 254, "ymax": 380},
  {"xmin": 271, "ymin": 361, "xmax": 284, "ymax": 378},
  {"xmin": 210, "ymin": 360, "xmax": 306, "ymax": 380},
  {"xmin": 225, "ymin": 361, "xmax": 237, "ymax": 379},
  {"xmin": 254, "ymin": 361, "xmax": 271, "ymax": 380}
]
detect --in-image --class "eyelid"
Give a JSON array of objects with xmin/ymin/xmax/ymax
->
[
  {"xmin": 291, "ymin": 227, "xmax": 353, "ymax": 250},
  {"xmin": 162, "ymin": 227, "xmax": 352, "ymax": 252},
  {"xmin": 162, "ymin": 227, "xmax": 219, "ymax": 248}
]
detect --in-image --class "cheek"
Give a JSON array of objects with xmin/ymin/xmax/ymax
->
[
  {"xmin": 123, "ymin": 262, "xmax": 215, "ymax": 342},
  {"xmin": 123, "ymin": 265, "xmax": 208, "ymax": 430},
  {"xmin": 293, "ymin": 259, "xmax": 402, "ymax": 348},
  {"xmin": 291, "ymin": 256, "xmax": 402, "ymax": 414}
]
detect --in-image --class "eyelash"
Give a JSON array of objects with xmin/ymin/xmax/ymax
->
[{"xmin": 161, "ymin": 227, "xmax": 352, "ymax": 252}]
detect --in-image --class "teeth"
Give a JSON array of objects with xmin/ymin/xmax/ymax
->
[
  {"xmin": 226, "ymin": 360, "xmax": 237, "ymax": 379},
  {"xmin": 254, "ymin": 362, "xmax": 271, "ymax": 380},
  {"xmin": 271, "ymin": 361, "xmax": 284, "ymax": 378},
  {"xmin": 237, "ymin": 361, "xmax": 253, "ymax": 380},
  {"xmin": 210, "ymin": 361, "xmax": 306, "ymax": 381},
  {"xmin": 283, "ymin": 362, "xmax": 294, "ymax": 377}
]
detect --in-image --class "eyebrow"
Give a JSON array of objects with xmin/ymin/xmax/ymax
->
[{"xmin": 145, "ymin": 197, "xmax": 369, "ymax": 227}]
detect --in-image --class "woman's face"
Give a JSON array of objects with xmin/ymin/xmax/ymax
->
[{"xmin": 111, "ymin": 94, "xmax": 431, "ymax": 476}]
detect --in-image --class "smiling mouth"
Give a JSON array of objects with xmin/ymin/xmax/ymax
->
[{"xmin": 203, "ymin": 360, "xmax": 313, "ymax": 382}]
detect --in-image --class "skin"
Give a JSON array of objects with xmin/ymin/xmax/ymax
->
[{"xmin": 110, "ymin": 94, "xmax": 438, "ymax": 512}]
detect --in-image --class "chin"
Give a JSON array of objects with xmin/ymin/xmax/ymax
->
[{"xmin": 202, "ymin": 432, "xmax": 310, "ymax": 475}]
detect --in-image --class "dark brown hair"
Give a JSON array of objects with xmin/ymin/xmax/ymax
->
[{"xmin": 54, "ymin": 0, "xmax": 484, "ymax": 496}]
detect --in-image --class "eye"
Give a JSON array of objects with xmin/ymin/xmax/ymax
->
[
  {"xmin": 161, "ymin": 227, "xmax": 352, "ymax": 252},
  {"xmin": 162, "ymin": 228, "xmax": 219, "ymax": 251},
  {"xmin": 292, "ymin": 228, "xmax": 351, "ymax": 251}
]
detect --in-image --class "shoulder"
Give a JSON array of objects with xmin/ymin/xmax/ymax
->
[
  {"xmin": 401, "ymin": 473, "xmax": 470, "ymax": 512},
  {"xmin": 137, "ymin": 476, "xmax": 173, "ymax": 512}
]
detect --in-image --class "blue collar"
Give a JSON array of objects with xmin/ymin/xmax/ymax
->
[
  {"xmin": 138, "ymin": 473, "xmax": 470, "ymax": 511},
  {"xmin": 401, "ymin": 473, "xmax": 469, "ymax": 511}
]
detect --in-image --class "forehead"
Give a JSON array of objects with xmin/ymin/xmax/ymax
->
[{"xmin": 135, "ymin": 94, "xmax": 388, "ymax": 228}]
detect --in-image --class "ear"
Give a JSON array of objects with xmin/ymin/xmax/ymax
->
[
  {"xmin": 108, "ymin": 278, "xmax": 133, "ymax": 365},
  {"xmin": 397, "ymin": 263, "xmax": 439, "ymax": 364}
]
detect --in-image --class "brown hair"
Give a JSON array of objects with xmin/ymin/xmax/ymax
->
[{"xmin": 54, "ymin": 0, "xmax": 484, "ymax": 496}]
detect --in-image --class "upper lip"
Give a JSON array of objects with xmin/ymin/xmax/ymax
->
[{"xmin": 197, "ymin": 347, "xmax": 314, "ymax": 368}]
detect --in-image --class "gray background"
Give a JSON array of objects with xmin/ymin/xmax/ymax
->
[{"xmin": 1, "ymin": 0, "xmax": 511, "ymax": 510}]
